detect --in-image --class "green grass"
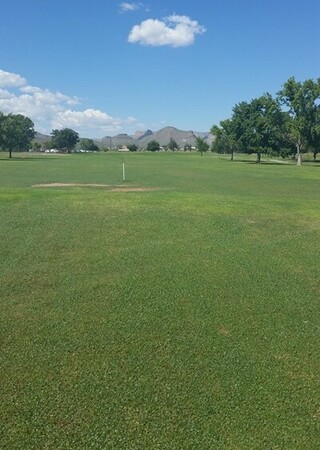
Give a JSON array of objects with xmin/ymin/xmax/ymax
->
[{"xmin": 1, "ymin": 152, "xmax": 320, "ymax": 449}]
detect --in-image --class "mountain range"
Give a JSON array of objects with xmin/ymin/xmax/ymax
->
[
  {"xmin": 101, "ymin": 126, "xmax": 214, "ymax": 148},
  {"xmin": 35, "ymin": 126, "xmax": 214, "ymax": 149}
]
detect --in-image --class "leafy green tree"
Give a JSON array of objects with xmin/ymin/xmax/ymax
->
[
  {"xmin": 311, "ymin": 108, "xmax": 320, "ymax": 160},
  {"xmin": 0, "ymin": 112, "xmax": 4, "ymax": 150},
  {"xmin": 168, "ymin": 138, "xmax": 179, "ymax": 152},
  {"xmin": 42, "ymin": 140, "xmax": 53, "ymax": 150},
  {"xmin": 31, "ymin": 141, "xmax": 42, "ymax": 152},
  {"xmin": 277, "ymin": 77, "xmax": 320, "ymax": 165},
  {"xmin": 195, "ymin": 136, "xmax": 209, "ymax": 157},
  {"xmin": 128, "ymin": 144, "xmax": 138, "ymax": 152},
  {"xmin": 1, "ymin": 113, "xmax": 35, "ymax": 158},
  {"xmin": 51, "ymin": 128, "xmax": 79, "ymax": 153},
  {"xmin": 80, "ymin": 138, "xmax": 99, "ymax": 152},
  {"xmin": 211, "ymin": 119, "xmax": 238, "ymax": 160},
  {"xmin": 232, "ymin": 94, "xmax": 288, "ymax": 163},
  {"xmin": 147, "ymin": 140, "xmax": 160, "ymax": 152}
]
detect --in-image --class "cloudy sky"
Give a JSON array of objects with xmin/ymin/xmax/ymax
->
[{"xmin": 0, "ymin": 0, "xmax": 319, "ymax": 137}]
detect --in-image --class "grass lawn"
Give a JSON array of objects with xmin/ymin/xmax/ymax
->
[{"xmin": 1, "ymin": 152, "xmax": 320, "ymax": 449}]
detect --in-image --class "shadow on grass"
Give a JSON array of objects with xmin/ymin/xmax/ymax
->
[
  {"xmin": 231, "ymin": 157, "xmax": 320, "ymax": 166},
  {"xmin": 226, "ymin": 159, "xmax": 256, "ymax": 164},
  {"xmin": 261, "ymin": 161, "xmax": 292, "ymax": 166},
  {"xmin": 0, "ymin": 156, "xmax": 57, "ymax": 162},
  {"xmin": 231, "ymin": 159, "xmax": 292, "ymax": 166},
  {"xmin": 302, "ymin": 160, "xmax": 320, "ymax": 165}
]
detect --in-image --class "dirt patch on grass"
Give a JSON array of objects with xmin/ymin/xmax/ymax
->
[
  {"xmin": 110, "ymin": 187, "xmax": 160, "ymax": 192},
  {"xmin": 217, "ymin": 324, "xmax": 231, "ymax": 337},
  {"xmin": 32, "ymin": 183, "xmax": 160, "ymax": 192},
  {"xmin": 33, "ymin": 183, "xmax": 112, "ymax": 188}
]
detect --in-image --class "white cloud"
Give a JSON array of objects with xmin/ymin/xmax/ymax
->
[
  {"xmin": 52, "ymin": 109, "xmax": 141, "ymax": 138},
  {"xmin": 120, "ymin": 2, "xmax": 139, "ymax": 12},
  {"xmin": 0, "ymin": 88, "xmax": 15, "ymax": 100},
  {"xmin": 128, "ymin": 14, "xmax": 206, "ymax": 47},
  {"xmin": 0, "ymin": 69, "xmax": 27, "ymax": 88},
  {"xmin": 53, "ymin": 109, "xmax": 139, "ymax": 135},
  {"xmin": 0, "ymin": 69, "xmax": 140, "ymax": 137},
  {"xmin": 20, "ymin": 85, "xmax": 80, "ymax": 106},
  {"xmin": 0, "ymin": 83, "xmax": 81, "ymax": 128},
  {"xmin": 119, "ymin": 2, "xmax": 150, "ymax": 13}
]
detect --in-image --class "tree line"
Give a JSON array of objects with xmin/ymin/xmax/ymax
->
[
  {"xmin": 0, "ymin": 114, "xmax": 100, "ymax": 157},
  {"xmin": 211, "ymin": 77, "xmax": 320, "ymax": 165},
  {"xmin": 1, "ymin": 77, "xmax": 319, "ymax": 161},
  {"xmin": 139, "ymin": 137, "xmax": 208, "ymax": 154}
]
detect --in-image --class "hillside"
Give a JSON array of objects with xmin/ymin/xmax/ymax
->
[
  {"xmin": 33, "ymin": 126, "xmax": 214, "ymax": 149},
  {"xmin": 101, "ymin": 126, "xmax": 214, "ymax": 148}
]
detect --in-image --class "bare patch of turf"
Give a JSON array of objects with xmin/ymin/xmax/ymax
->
[
  {"xmin": 32, "ymin": 183, "xmax": 160, "ymax": 192},
  {"xmin": 33, "ymin": 182, "xmax": 112, "ymax": 188},
  {"xmin": 110, "ymin": 187, "xmax": 160, "ymax": 192}
]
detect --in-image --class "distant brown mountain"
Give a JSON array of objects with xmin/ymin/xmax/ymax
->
[
  {"xmin": 33, "ymin": 126, "xmax": 214, "ymax": 149},
  {"xmin": 101, "ymin": 126, "xmax": 213, "ymax": 148},
  {"xmin": 34, "ymin": 132, "xmax": 51, "ymax": 143},
  {"xmin": 101, "ymin": 133, "xmax": 134, "ymax": 148},
  {"xmin": 134, "ymin": 129, "xmax": 153, "ymax": 140}
]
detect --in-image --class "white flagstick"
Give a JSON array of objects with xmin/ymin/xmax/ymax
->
[{"xmin": 122, "ymin": 161, "xmax": 126, "ymax": 182}]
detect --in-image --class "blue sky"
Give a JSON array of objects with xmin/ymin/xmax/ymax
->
[{"xmin": 0, "ymin": 0, "xmax": 319, "ymax": 137}]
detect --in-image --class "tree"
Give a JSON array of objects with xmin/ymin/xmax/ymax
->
[
  {"xmin": 0, "ymin": 112, "xmax": 4, "ymax": 150},
  {"xmin": 31, "ymin": 141, "xmax": 42, "ymax": 152},
  {"xmin": 80, "ymin": 138, "xmax": 99, "ymax": 152},
  {"xmin": 277, "ymin": 77, "xmax": 320, "ymax": 165},
  {"xmin": 147, "ymin": 140, "xmax": 160, "ymax": 152},
  {"xmin": 232, "ymin": 94, "xmax": 288, "ymax": 163},
  {"xmin": 51, "ymin": 128, "xmax": 79, "ymax": 153},
  {"xmin": 168, "ymin": 138, "xmax": 179, "ymax": 152},
  {"xmin": 309, "ymin": 106, "xmax": 320, "ymax": 160},
  {"xmin": 195, "ymin": 136, "xmax": 209, "ymax": 157},
  {"xmin": 183, "ymin": 143, "xmax": 192, "ymax": 151},
  {"xmin": 42, "ymin": 140, "xmax": 53, "ymax": 150},
  {"xmin": 211, "ymin": 119, "xmax": 238, "ymax": 161},
  {"xmin": 128, "ymin": 144, "xmax": 138, "ymax": 152},
  {"xmin": 1, "ymin": 113, "xmax": 35, "ymax": 158}
]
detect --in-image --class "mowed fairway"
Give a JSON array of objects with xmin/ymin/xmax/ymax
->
[{"xmin": 1, "ymin": 152, "xmax": 319, "ymax": 449}]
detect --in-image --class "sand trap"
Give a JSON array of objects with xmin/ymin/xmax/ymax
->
[{"xmin": 32, "ymin": 183, "xmax": 159, "ymax": 192}]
